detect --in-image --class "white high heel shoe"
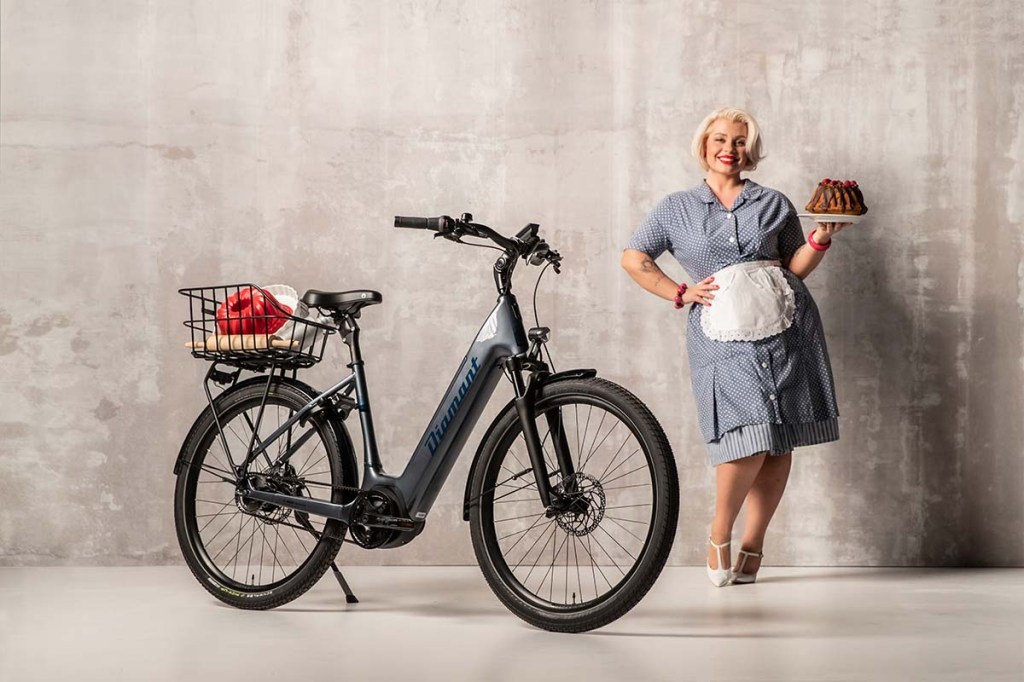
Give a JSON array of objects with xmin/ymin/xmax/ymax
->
[
  {"xmin": 706, "ymin": 537, "xmax": 733, "ymax": 587},
  {"xmin": 732, "ymin": 549, "xmax": 764, "ymax": 584}
]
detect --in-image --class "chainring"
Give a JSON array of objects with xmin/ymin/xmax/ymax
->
[{"xmin": 349, "ymin": 490, "xmax": 398, "ymax": 549}]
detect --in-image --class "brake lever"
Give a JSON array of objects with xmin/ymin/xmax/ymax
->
[
  {"xmin": 549, "ymin": 251, "xmax": 562, "ymax": 273},
  {"xmin": 527, "ymin": 239, "xmax": 559, "ymax": 267},
  {"xmin": 433, "ymin": 227, "xmax": 465, "ymax": 243}
]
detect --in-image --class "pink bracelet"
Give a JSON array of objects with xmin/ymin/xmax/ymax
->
[
  {"xmin": 673, "ymin": 282, "xmax": 688, "ymax": 309},
  {"xmin": 807, "ymin": 229, "xmax": 832, "ymax": 252}
]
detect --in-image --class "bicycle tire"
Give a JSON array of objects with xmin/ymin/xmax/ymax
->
[
  {"xmin": 174, "ymin": 379, "xmax": 347, "ymax": 610},
  {"xmin": 468, "ymin": 377, "xmax": 679, "ymax": 632}
]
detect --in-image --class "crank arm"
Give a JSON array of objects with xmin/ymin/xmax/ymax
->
[{"xmin": 355, "ymin": 514, "xmax": 419, "ymax": 531}]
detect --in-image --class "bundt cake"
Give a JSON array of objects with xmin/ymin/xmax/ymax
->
[{"xmin": 805, "ymin": 179, "xmax": 868, "ymax": 215}]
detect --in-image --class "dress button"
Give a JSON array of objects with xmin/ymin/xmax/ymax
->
[
  {"xmin": 726, "ymin": 213, "xmax": 733, "ymax": 219},
  {"xmin": 769, "ymin": 393, "xmax": 776, "ymax": 400},
  {"xmin": 761, "ymin": 362, "xmax": 768, "ymax": 368},
  {"xmin": 728, "ymin": 236, "xmax": 736, "ymax": 243}
]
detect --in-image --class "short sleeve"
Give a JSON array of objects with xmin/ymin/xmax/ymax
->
[
  {"xmin": 777, "ymin": 198, "xmax": 805, "ymax": 265},
  {"xmin": 625, "ymin": 195, "xmax": 674, "ymax": 259}
]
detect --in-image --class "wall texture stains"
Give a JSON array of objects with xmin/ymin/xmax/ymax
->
[{"xmin": 1, "ymin": 0, "xmax": 1021, "ymax": 566}]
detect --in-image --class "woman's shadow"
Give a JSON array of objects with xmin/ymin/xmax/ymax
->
[{"xmin": 811, "ymin": 207, "xmax": 982, "ymax": 567}]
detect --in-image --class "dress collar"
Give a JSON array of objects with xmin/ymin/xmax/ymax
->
[{"xmin": 696, "ymin": 178, "xmax": 763, "ymax": 209}]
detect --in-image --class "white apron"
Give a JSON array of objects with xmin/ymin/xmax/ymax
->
[{"xmin": 700, "ymin": 259, "xmax": 795, "ymax": 342}]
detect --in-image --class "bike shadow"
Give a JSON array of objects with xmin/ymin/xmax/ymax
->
[
  {"xmin": 265, "ymin": 569, "xmax": 506, "ymax": 617},
  {"xmin": 237, "ymin": 567, "xmax": 960, "ymax": 639}
]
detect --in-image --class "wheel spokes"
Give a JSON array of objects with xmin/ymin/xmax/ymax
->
[
  {"xmin": 487, "ymin": 400, "xmax": 656, "ymax": 609},
  {"xmin": 189, "ymin": 398, "xmax": 337, "ymax": 590}
]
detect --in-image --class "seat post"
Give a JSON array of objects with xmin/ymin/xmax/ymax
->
[
  {"xmin": 339, "ymin": 315, "xmax": 382, "ymax": 471},
  {"xmin": 338, "ymin": 314, "xmax": 364, "ymax": 365}
]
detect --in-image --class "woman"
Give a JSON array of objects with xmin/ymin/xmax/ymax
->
[{"xmin": 621, "ymin": 107, "xmax": 848, "ymax": 587}]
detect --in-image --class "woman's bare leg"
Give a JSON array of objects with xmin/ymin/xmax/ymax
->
[
  {"xmin": 708, "ymin": 452, "xmax": 768, "ymax": 569},
  {"xmin": 735, "ymin": 451, "xmax": 793, "ymax": 574}
]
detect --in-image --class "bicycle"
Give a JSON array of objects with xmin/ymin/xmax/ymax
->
[{"xmin": 173, "ymin": 214, "xmax": 679, "ymax": 632}]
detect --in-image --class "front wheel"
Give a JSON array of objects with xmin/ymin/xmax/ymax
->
[{"xmin": 469, "ymin": 377, "xmax": 679, "ymax": 632}]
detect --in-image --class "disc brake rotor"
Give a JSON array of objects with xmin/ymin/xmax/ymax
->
[{"xmin": 554, "ymin": 472, "xmax": 606, "ymax": 536}]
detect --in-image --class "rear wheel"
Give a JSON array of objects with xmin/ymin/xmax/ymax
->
[
  {"xmin": 469, "ymin": 377, "xmax": 679, "ymax": 632},
  {"xmin": 174, "ymin": 380, "xmax": 348, "ymax": 609}
]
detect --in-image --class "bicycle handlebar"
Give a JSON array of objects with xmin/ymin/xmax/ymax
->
[{"xmin": 393, "ymin": 213, "xmax": 562, "ymax": 274}]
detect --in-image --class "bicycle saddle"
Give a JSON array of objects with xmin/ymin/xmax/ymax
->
[{"xmin": 302, "ymin": 289, "xmax": 382, "ymax": 316}]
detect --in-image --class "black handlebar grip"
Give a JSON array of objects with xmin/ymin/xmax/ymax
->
[
  {"xmin": 394, "ymin": 216, "xmax": 454, "ymax": 231},
  {"xmin": 429, "ymin": 216, "xmax": 452, "ymax": 231},
  {"xmin": 394, "ymin": 216, "xmax": 430, "ymax": 229}
]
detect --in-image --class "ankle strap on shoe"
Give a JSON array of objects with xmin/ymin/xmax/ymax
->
[
  {"xmin": 708, "ymin": 536, "xmax": 731, "ymax": 571},
  {"xmin": 734, "ymin": 549, "xmax": 763, "ymax": 575}
]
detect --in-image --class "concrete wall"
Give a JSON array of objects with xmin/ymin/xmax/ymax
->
[{"xmin": 1, "ymin": 0, "xmax": 1021, "ymax": 567}]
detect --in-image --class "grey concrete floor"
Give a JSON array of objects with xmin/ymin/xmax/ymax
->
[{"xmin": 1, "ymin": 566, "xmax": 1021, "ymax": 681}]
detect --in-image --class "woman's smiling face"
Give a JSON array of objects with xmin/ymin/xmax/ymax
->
[{"xmin": 704, "ymin": 119, "xmax": 749, "ymax": 175}]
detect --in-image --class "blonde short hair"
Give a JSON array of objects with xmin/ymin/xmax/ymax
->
[{"xmin": 691, "ymin": 107, "xmax": 765, "ymax": 172}]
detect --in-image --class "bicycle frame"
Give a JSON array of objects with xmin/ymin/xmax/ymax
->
[{"xmin": 239, "ymin": 291, "xmax": 559, "ymax": 526}]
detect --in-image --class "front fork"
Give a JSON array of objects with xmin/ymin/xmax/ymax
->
[{"xmin": 505, "ymin": 356, "xmax": 576, "ymax": 511}]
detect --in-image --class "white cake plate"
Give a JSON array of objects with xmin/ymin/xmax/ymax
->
[{"xmin": 797, "ymin": 213, "xmax": 865, "ymax": 224}]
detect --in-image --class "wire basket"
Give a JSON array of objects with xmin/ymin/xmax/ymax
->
[{"xmin": 179, "ymin": 283, "xmax": 336, "ymax": 370}]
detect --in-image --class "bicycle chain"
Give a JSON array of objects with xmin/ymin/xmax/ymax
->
[{"xmin": 266, "ymin": 474, "xmax": 362, "ymax": 495}]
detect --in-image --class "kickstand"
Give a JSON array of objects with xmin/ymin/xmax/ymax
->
[
  {"xmin": 295, "ymin": 512, "xmax": 359, "ymax": 604},
  {"xmin": 330, "ymin": 562, "xmax": 359, "ymax": 604}
]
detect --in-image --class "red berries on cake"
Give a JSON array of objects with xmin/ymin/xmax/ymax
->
[{"xmin": 805, "ymin": 179, "xmax": 868, "ymax": 215}]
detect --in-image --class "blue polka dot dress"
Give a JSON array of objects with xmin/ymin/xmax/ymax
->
[{"xmin": 625, "ymin": 179, "xmax": 840, "ymax": 466}]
